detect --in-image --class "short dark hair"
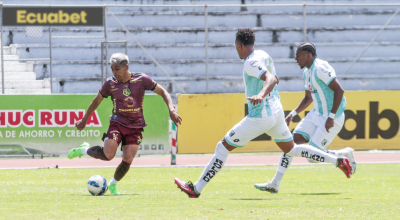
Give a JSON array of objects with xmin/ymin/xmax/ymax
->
[
  {"xmin": 236, "ymin": 28, "xmax": 255, "ymax": 46},
  {"xmin": 298, "ymin": 42, "xmax": 317, "ymax": 57}
]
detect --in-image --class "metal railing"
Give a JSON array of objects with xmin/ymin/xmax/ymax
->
[{"xmin": 1, "ymin": 3, "xmax": 400, "ymax": 94}]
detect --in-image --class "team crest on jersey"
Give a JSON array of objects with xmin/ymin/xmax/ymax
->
[
  {"xmin": 123, "ymin": 85, "xmax": 131, "ymax": 96},
  {"xmin": 321, "ymin": 139, "xmax": 328, "ymax": 146}
]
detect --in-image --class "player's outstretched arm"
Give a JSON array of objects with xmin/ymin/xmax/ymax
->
[
  {"xmin": 327, "ymin": 78, "xmax": 344, "ymax": 115},
  {"xmin": 285, "ymin": 90, "xmax": 313, "ymax": 126},
  {"xmin": 325, "ymin": 78, "xmax": 345, "ymax": 132},
  {"xmin": 76, "ymin": 93, "xmax": 104, "ymax": 131},
  {"xmin": 153, "ymin": 85, "xmax": 182, "ymax": 127},
  {"xmin": 247, "ymin": 71, "xmax": 277, "ymax": 105}
]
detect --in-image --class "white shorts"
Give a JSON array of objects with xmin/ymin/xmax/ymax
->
[
  {"xmin": 224, "ymin": 108, "xmax": 293, "ymax": 147},
  {"xmin": 293, "ymin": 110, "xmax": 344, "ymax": 150}
]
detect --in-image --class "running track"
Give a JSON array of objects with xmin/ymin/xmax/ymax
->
[{"xmin": 0, "ymin": 151, "xmax": 399, "ymax": 169}]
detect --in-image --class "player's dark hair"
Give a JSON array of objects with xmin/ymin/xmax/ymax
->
[
  {"xmin": 236, "ymin": 28, "xmax": 255, "ymax": 46},
  {"xmin": 298, "ymin": 42, "xmax": 317, "ymax": 57}
]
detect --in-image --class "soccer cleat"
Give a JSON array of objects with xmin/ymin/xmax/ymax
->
[
  {"xmin": 67, "ymin": 142, "xmax": 90, "ymax": 159},
  {"xmin": 254, "ymin": 181, "xmax": 279, "ymax": 194},
  {"xmin": 174, "ymin": 178, "xmax": 200, "ymax": 198},
  {"xmin": 109, "ymin": 184, "xmax": 120, "ymax": 195},
  {"xmin": 336, "ymin": 157, "xmax": 353, "ymax": 178},
  {"xmin": 343, "ymin": 147, "xmax": 357, "ymax": 174}
]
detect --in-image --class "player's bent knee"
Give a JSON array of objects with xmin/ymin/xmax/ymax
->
[
  {"xmin": 122, "ymin": 157, "xmax": 134, "ymax": 164},
  {"xmin": 216, "ymin": 141, "xmax": 231, "ymax": 156},
  {"xmin": 104, "ymin": 152, "xmax": 115, "ymax": 161},
  {"xmin": 293, "ymin": 134, "xmax": 307, "ymax": 144},
  {"xmin": 221, "ymin": 139, "xmax": 236, "ymax": 151}
]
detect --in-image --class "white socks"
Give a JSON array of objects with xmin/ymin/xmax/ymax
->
[
  {"xmin": 81, "ymin": 147, "xmax": 89, "ymax": 155},
  {"xmin": 287, "ymin": 144, "xmax": 338, "ymax": 165},
  {"xmin": 109, "ymin": 177, "xmax": 118, "ymax": 185},
  {"xmin": 271, "ymin": 152, "xmax": 293, "ymax": 186},
  {"xmin": 194, "ymin": 142, "xmax": 230, "ymax": 194}
]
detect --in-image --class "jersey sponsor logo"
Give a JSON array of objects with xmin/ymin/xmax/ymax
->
[
  {"xmin": 233, "ymin": 139, "xmax": 240, "ymax": 142},
  {"xmin": 308, "ymin": 84, "xmax": 313, "ymax": 91},
  {"xmin": 250, "ymin": 60, "xmax": 263, "ymax": 71},
  {"xmin": 321, "ymin": 139, "xmax": 328, "ymax": 146},
  {"xmin": 301, "ymin": 151, "xmax": 325, "ymax": 162},
  {"xmin": 137, "ymin": 137, "xmax": 142, "ymax": 144},
  {"xmin": 229, "ymin": 130, "xmax": 235, "ymax": 137},
  {"xmin": 130, "ymin": 79, "xmax": 142, "ymax": 83},
  {"xmin": 320, "ymin": 64, "xmax": 332, "ymax": 77},
  {"xmin": 118, "ymin": 108, "xmax": 141, "ymax": 113},
  {"xmin": 281, "ymin": 130, "xmax": 289, "ymax": 137},
  {"xmin": 124, "ymin": 97, "xmax": 135, "ymax": 108},
  {"xmin": 249, "ymin": 60, "xmax": 259, "ymax": 67},
  {"xmin": 123, "ymin": 85, "xmax": 131, "ymax": 96},
  {"xmin": 202, "ymin": 158, "xmax": 224, "ymax": 182}
]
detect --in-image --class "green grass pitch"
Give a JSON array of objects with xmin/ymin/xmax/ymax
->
[{"xmin": 1, "ymin": 164, "xmax": 399, "ymax": 219}]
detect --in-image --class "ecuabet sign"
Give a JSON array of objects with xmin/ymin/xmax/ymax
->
[{"xmin": 3, "ymin": 7, "xmax": 103, "ymax": 26}]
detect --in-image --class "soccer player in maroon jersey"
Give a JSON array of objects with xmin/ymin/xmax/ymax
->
[{"xmin": 67, "ymin": 53, "xmax": 182, "ymax": 195}]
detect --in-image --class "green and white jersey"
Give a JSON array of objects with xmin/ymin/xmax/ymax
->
[
  {"xmin": 303, "ymin": 58, "xmax": 346, "ymax": 118},
  {"xmin": 243, "ymin": 50, "xmax": 282, "ymax": 118}
]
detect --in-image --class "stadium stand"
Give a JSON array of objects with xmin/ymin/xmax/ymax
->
[{"xmin": 1, "ymin": 0, "xmax": 399, "ymax": 94}]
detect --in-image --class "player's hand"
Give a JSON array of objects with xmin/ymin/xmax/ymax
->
[
  {"xmin": 169, "ymin": 109, "xmax": 182, "ymax": 127},
  {"xmin": 325, "ymin": 118, "xmax": 334, "ymax": 133},
  {"xmin": 75, "ymin": 119, "xmax": 87, "ymax": 131},
  {"xmin": 285, "ymin": 114, "xmax": 293, "ymax": 126},
  {"xmin": 247, "ymin": 95, "xmax": 263, "ymax": 106}
]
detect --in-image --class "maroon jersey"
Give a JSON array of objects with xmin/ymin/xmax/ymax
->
[{"xmin": 99, "ymin": 72, "xmax": 157, "ymax": 128}]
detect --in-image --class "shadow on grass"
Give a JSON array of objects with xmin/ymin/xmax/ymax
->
[
  {"xmin": 230, "ymin": 198, "xmax": 281, "ymax": 201},
  {"xmin": 78, "ymin": 194, "xmax": 140, "ymax": 197},
  {"xmin": 299, "ymin": 193, "xmax": 341, "ymax": 196}
]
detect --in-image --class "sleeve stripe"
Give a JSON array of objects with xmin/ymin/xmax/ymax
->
[
  {"xmin": 258, "ymin": 70, "xmax": 266, "ymax": 79},
  {"xmin": 151, "ymin": 83, "xmax": 158, "ymax": 91},
  {"xmin": 99, "ymin": 91, "xmax": 107, "ymax": 98},
  {"xmin": 326, "ymin": 76, "xmax": 336, "ymax": 85}
]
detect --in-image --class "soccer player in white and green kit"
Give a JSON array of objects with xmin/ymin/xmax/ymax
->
[
  {"xmin": 174, "ymin": 29, "xmax": 353, "ymax": 198},
  {"xmin": 254, "ymin": 43, "xmax": 357, "ymax": 193}
]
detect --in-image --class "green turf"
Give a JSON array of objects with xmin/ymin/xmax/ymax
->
[{"xmin": 0, "ymin": 164, "xmax": 399, "ymax": 219}]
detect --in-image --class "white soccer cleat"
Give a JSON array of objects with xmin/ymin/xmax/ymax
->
[
  {"xmin": 254, "ymin": 181, "xmax": 279, "ymax": 194},
  {"xmin": 343, "ymin": 147, "xmax": 357, "ymax": 174}
]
